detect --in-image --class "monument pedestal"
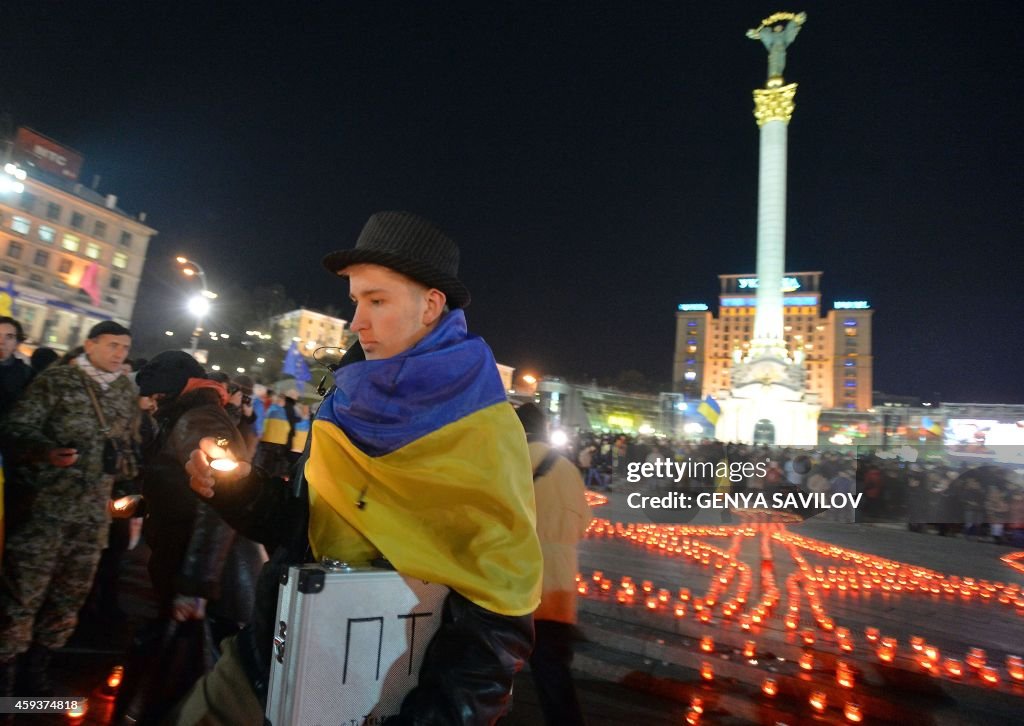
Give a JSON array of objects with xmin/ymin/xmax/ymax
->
[{"xmin": 715, "ymin": 390, "xmax": 820, "ymax": 446}]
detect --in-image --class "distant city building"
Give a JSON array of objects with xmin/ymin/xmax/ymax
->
[
  {"xmin": 672, "ymin": 271, "xmax": 874, "ymax": 411},
  {"xmin": 270, "ymin": 307, "xmax": 349, "ymax": 353},
  {"xmin": 537, "ymin": 378, "xmax": 663, "ymax": 435},
  {"xmin": 495, "ymin": 363, "xmax": 514, "ymax": 393},
  {"xmin": 0, "ymin": 128, "xmax": 156, "ymax": 349}
]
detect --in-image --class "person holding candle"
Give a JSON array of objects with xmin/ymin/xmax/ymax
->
[
  {"xmin": 122, "ymin": 351, "xmax": 264, "ymax": 722},
  {"xmin": 0, "ymin": 321, "xmax": 135, "ymax": 699},
  {"xmin": 177, "ymin": 211, "xmax": 542, "ymax": 725}
]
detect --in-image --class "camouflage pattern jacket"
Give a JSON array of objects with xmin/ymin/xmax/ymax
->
[{"xmin": 0, "ymin": 365, "xmax": 137, "ymax": 525}]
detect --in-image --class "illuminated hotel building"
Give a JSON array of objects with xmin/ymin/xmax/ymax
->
[
  {"xmin": 0, "ymin": 128, "xmax": 155, "ymax": 349},
  {"xmin": 672, "ymin": 271, "xmax": 873, "ymax": 411},
  {"xmin": 270, "ymin": 307, "xmax": 350, "ymax": 355}
]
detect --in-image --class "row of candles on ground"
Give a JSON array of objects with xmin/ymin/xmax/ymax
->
[
  {"xmin": 584, "ymin": 521, "xmax": 826, "ymax": 635},
  {"xmin": 684, "ymin": 682, "xmax": 865, "ymax": 724},
  {"xmin": 1002, "ymin": 550, "xmax": 1024, "ymax": 576},
  {"xmin": 578, "ymin": 567, "xmax": 1024, "ymax": 688},
  {"xmin": 585, "ymin": 519, "xmax": 1024, "ymax": 652},
  {"xmin": 686, "ymin": 650, "xmax": 1024, "ymax": 723},
  {"xmin": 687, "ymin": 645, "xmax": 1024, "ymax": 723},
  {"xmin": 866, "ymin": 629, "xmax": 1024, "ymax": 685},
  {"xmin": 774, "ymin": 529, "xmax": 1024, "ymax": 614},
  {"xmin": 584, "ymin": 520, "xmax": 1024, "ymax": 682},
  {"xmin": 583, "ymin": 491, "xmax": 608, "ymax": 507}
]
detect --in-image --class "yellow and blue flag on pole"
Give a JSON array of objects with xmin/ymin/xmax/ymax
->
[
  {"xmin": 697, "ymin": 395, "xmax": 721, "ymax": 425},
  {"xmin": 304, "ymin": 310, "xmax": 542, "ymax": 616}
]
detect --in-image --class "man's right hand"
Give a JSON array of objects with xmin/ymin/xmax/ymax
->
[
  {"xmin": 186, "ymin": 436, "xmax": 252, "ymax": 498},
  {"xmin": 48, "ymin": 447, "xmax": 79, "ymax": 467}
]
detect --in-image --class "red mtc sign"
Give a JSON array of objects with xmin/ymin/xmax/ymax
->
[{"xmin": 13, "ymin": 127, "xmax": 84, "ymax": 181}]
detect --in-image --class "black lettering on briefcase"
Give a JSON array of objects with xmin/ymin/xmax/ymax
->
[
  {"xmin": 397, "ymin": 612, "xmax": 434, "ymax": 675},
  {"xmin": 343, "ymin": 617, "xmax": 384, "ymax": 683}
]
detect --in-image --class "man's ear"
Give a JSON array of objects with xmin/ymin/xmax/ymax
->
[{"xmin": 423, "ymin": 288, "xmax": 447, "ymax": 326}]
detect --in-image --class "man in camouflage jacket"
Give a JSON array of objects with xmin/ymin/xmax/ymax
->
[{"xmin": 0, "ymin": 321, "xmax": 135, "ymax": 697}]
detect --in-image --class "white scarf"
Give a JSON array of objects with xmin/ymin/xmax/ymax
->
[{"xmin": 77, "ymin": 352, "xmax": 122, "ymax": 391}]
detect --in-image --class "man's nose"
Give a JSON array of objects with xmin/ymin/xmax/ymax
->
[{"xmin": 350, "ymin": 307, "xmax": 368, "ymax": 331}]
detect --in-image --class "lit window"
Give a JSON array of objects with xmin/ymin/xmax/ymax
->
[
  {"xmin": 845, "ymin": 381, "xmax": 856, "ymax": 388},
  {"xmin": 62, "ymin": 233, "xmax": 80, "ymax": 252},
  {"xmin": 844, "ymin": 319, "xmax": 857, "ymax": 327},
  {"xmin": 11, "ymin": 216, "xmax": 31, "ymax": 234},
  {"xmin": 93, "ymin": 220, "xmax": 107, "ymax": 239},
  {"xmin": 112, "ymin": 252, "xmax": 128, "ymax": 269},
  {"xmin": 38, "ymin": 225, "xmax": 55, "ymax": 244},
  {"xmin": 85, "ymin": 243, "xmax": 101, "ymax": 260},
  {"xmin": 684, "ymin": 371, "xmax": 697, "ymax": 381},
  {"xmin": 845, "ymin": 328, "xmax": 857, "ymax": 337},
  {"xmin": 70, "ymin": 211, "xmax": 85, "ymax": 229},
  {"xmin": 687, "ymin": 321, "xmax": 697, "ymax": 327}
]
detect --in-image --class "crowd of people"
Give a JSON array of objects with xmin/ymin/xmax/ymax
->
[
  {"xmin": 0, "ymin": 317, "xmax": 329, "ymax": 720},
  {"xmin": 565, "ymin": 432, "xmax": 1024, "ymax": 542},
  {"xmin": 0, "ymin": 212, "xmax": 593, "ymax": 726},
  {"xmin": 0, "ymin": 211, "xmax": 1019, "ymax": 725}
]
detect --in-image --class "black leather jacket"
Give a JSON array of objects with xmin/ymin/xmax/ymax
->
[{"xmin": 142, "ymin": 387, "xmax": 262, "ymax": 622}]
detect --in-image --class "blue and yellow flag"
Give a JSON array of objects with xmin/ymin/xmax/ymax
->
[
  {"xmin": 305, "ymin": 310, "xmax": 542, "ymax": 616},
  {"xmin": 920, "ymin": 416, "xmax": 943, "ymax": 438},
  {"xmin": 697, "ymin": 395, "xmax": 721, "ymax": 425},
  {"xmin": 261, "ymin": 404, "xmax": 291, "ymax": 445},
  {"xmin": 0, "ymin": 279, "xmax": 15, "ymax": 317}
]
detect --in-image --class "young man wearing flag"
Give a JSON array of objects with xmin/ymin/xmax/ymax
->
[{"xmin": 177, "ymin": 212, "xmax": 542, "ymax": 725}]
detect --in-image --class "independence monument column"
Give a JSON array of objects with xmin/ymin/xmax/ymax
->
[
  {"xmin": 747, "ymin": 11, "xmax": 804, "ymax": 359},
  {"xmin": 713, "ymin": 11, "xmax": 819, "ymax": 446}
]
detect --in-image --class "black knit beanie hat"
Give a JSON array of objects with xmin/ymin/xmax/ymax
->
[{"xmin": 137, "ymin": 350, "xmax": 205, "ymax": 397}]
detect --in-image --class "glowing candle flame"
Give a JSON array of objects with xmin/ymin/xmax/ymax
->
[
  {"xmin": 211, "ymin": 458, "xmax": 239, "ymax": 472},
  {"xmin": 809, "ymin": 690, "xmax": 827, "ymax": 712}
]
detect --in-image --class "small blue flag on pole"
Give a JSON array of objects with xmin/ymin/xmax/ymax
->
[{"xmin": 282, "ymin": 341, "xmax": 312, "ymax": 383}]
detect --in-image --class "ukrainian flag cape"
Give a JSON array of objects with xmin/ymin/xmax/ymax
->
[{"xmin": 305, "ymin": 310, "xmax": 542, "ymax": 616}]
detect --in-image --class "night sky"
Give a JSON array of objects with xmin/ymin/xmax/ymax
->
[{"xmin": 3, "ymin": 2, "xmax": 1022, "ymax": 402}]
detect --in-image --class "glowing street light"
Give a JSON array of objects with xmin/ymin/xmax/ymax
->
[
  {"xmin": 177, "ymin": 255, "xmax": 219, "ymax": 354},
  {"xmin": 1, "ymin": 163, "xmax": 27, "ymax": 194},
  {"xmin": 187, "ymin": 295, "xmax": 211, "ymax": 318}
]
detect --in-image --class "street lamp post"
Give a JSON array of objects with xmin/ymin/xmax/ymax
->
[{"xmin": 176, "ymin": 256, "xmax": 218, "ymax": 355}]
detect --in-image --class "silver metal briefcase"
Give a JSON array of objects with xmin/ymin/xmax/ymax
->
[{"xmin": 266, "ymin": 561, "xmax": 449, "ymax": 726}]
